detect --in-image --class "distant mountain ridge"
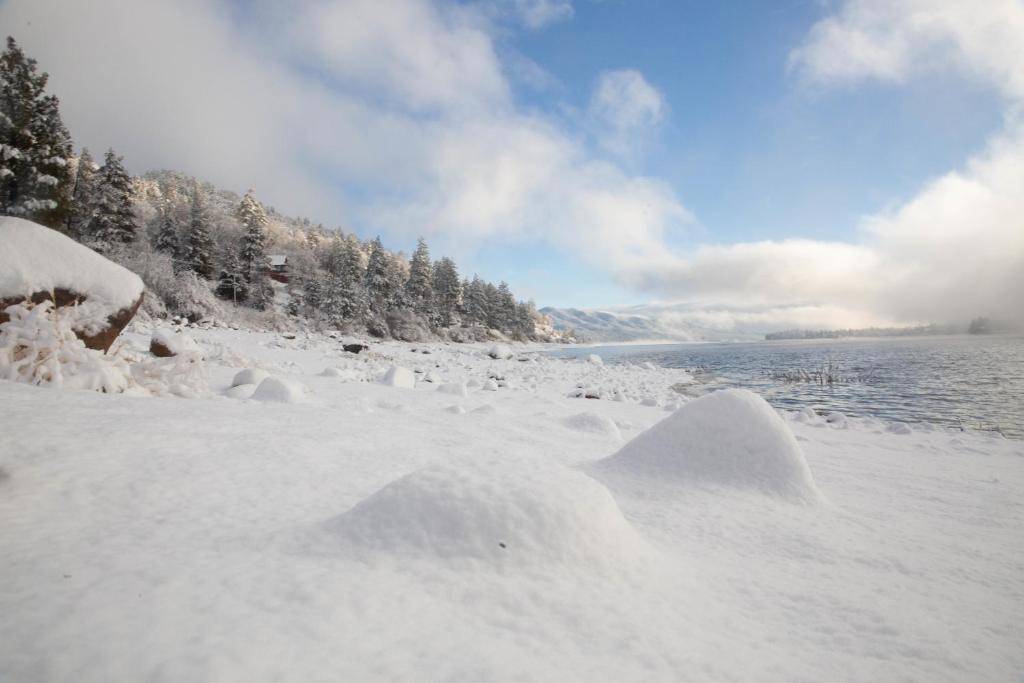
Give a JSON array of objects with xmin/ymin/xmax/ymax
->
[{"xmin": 540, "ymin": 305, "xmax": 762, "ymax": 343}]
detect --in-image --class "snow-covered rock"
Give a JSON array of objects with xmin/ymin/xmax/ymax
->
[
  {"xmin": 232, "ymin": 368, "xmax": 270, "ymax": 388},
  {"xmin": 598, "ymin": 389, "xmax": 823, "ymax": 503},
  {"xmin": 0, "ymin": 217, "xmax": 144, "ymax": 351},
  {"xmin": 380, "ymin": 365, "xmax": 416, "ymax": 389},
  {"xmin": 251, "ymin": 377, "xmax": 308, "ymax": 403},
  {"xmin": 587, "ymin": 354, "xmax": 604, "ymax": 366},
  {"xmin": 487, "ymin": 344, "xmax": 513, "ymax": 360},
  {"xmin": 482, "ymin": 379, "xmax": 499, "ymax": 391},
  {"xmin": 149, "ymin": 328, "xmax": 201, "ymax": 358},
  {"xmin": 331, "ymin": 456, "xmax": 649, "ymax": 569}
]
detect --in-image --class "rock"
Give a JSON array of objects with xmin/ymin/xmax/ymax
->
[
  {"xmin": 0, "ymin": 217, "xmax": 144, "ymax": 352},
  {"xmin": 487, "ymin": 344, "xmax": 513, "ymax": 360},
  {"xmin": 149, "ymin": 329, "xmax": 201, "ymax": 358},
  {"xmin": 343, "ymin": 343, "xmax": 368, "ymax": 354}
]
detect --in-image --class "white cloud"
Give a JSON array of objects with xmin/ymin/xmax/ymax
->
[
  {"xmin": 589, "ymin": 69, "xmax": 666, "ymax": 156},
  {"xmin": 624, "ymin": 0, "xmax": 1024, "ymax": 329},
  {"xmin": 508, "ymin": 0, "xmax": 574, "ymax": 29},
  {"xmin": 789, "ymin": 0, "xmax": 1024, "ymax": 101}
]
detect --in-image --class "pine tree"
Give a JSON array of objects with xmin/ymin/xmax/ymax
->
[
  {"xmin": 88, "ymin": 149, "xmax": 137, "ymax": 252},
  {"xmin": 237, "ymin": 189, "xmax": 269, "ymax": 284},
  {"xmin": 66, "ymin": 147, "xmax": 96, "ymax": 238},
  {"xmin": 492, "ymin": 281, "xmax": 517, "ymax": 332},
  {"xmin": 331, "ymin": 237, "xmax": 367, "ymax": 322},
  {"xmin": 365, "ymin": 236, "xmax": 395, "ymax": 316},
  {"xmin": 405, "ymin": 237, "xmax": 433, "ymax": 316},
  {"xmin": 432, "ymin": 256, "xmax": 462, "ymax": 328},
  {"xmin": 463, "ymin": 275, "xmax": 489, "ymax": 325},
  {"xmin": 0, "ymin": 37, "xmax": 73, "ymax": 228},
  {"xmin": 215, "ymin": 249, "xmax": 247, "ymax": 303},
  {"xmin": 153, "ymin": 199, "xmax": 180, "ymax": 257},
  {"xmin": 184, "ymin": 182, "xmax": 214, "ymax": 279}
]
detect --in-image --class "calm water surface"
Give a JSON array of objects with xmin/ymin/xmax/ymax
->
[{"xmin": 552, "ymin": 335, "xmax": 1024, "ymax": 438}]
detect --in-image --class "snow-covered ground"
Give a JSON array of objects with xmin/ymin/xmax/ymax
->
[{"xmin": 1, "ymin": 326, "xmax": 1022, "ymax": 681}]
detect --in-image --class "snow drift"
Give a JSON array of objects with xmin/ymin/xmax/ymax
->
[
  {"xmin": 331, "ymin": 456, "xmax": 649, "ymax": 570},
  {"xmin": 598, "ymin": 389, "xmax": 823, "ymax": 503}
]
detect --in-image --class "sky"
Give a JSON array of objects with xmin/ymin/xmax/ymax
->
[{"xmin": 2, "ymin": 0, "xmax": 1022, "ymax": 330}]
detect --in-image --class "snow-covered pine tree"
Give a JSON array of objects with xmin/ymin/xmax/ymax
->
[
  {"xmin": 66, "ymin": 147, "xmax": 96, "ymax": 239},
  {"xmin": 237, "ymin": 189, "xmax": 269, "ymax": 285},
  {"xmin": 405, "ymin": 237, "xmax": 433, "ymax": 316},
  {"xmin": 153, "ymin": 199, "xmax": 180, "ymax": 257},
  {"xmin": 364, "ymin": 236, "xmax": 394, "ymax": 316},
  {"xmin": 333, "ymin": 236, "xmax": 367, "ymax": 322},
  {"xmin": 184, "ymin": 182, "xmax": 215, "ymax": 279},
  {"xmin": 494, "ymin": 282, "xmax": 518, "ymax": 333},
  {"xmin": 88, "ymin": 149, "xmax": 137, "ymax": 252},
  {"xmin": 215, "ymin": 248, "xmax": 247, "ymax": 303},
  {"xmin": 0, "ymin": 37, "xmax": 74, "ymax": 228},
  {"xmin": 432, "ymin": 256, "xmax": 462, "ymax": 328},
  {"xmin": 463, "ymin": 275, "xmax": 489, "ymax": 325}
]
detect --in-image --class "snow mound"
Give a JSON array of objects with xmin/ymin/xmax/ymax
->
[
  {"xmin": 563, "ymin": 412, "xmax": 622, "ymax": 440},
  {"xmin": 380, "ymin": 365, "xmax": 415, "ymax": 389},
  {"xmin": 587, "ymin": 354, "xmax": 603, "ymax": 366},
  {"xmin": 251, "ymin": 377, "xmax": 307, "ymax": 403},
  {"xmin": 599, "ymin": 389, "xmax": 822, "ymax": 503},
  {"xmin": 482, "ymin": 379, "xmax": 499, "ymax": 391},
  {"xmin": 487, "ymin": 344, "xmax": 513, "ymax": 360},
  {"xmin": 437, "ymin": 382, "xmax": 468, "ymax": 397},
  {"xmin": 0, "ymin": 217, "xmax": 143, "ymax": 324},
  {"xmin": 331, "ymin": 456, "xmax": 648, "ymax": 569},
  {"xmin": 232, "ymin": 368, "xmax": 270, "ymax": 388},
  {"xmin": 320, "ymin": 367, "xmax": 344, "ymax": 378},
  {"xmin": 224, "ymin": 383, "xmax": 257, "ymax": 400}
]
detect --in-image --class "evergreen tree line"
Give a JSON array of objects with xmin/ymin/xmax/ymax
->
[{"xmin": 0, "ymin": 37, "xmax": 553, "ymax": 341}]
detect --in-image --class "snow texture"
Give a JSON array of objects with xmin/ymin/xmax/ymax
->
[{"xmin": 599, "ymin": 388, "xmax": 823, "ymax": 503}]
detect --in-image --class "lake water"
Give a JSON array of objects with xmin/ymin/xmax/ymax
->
[{"xmin": 551, "ymin": 335, "xmax": 1024, "ymax": 438}]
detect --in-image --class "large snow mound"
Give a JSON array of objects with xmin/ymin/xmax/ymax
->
[
  {"xmin": 599, "ymin": 389, "xmax": 823, "ymax": 503},
  {"xmin": 332, "ymin": 456, "xmax": 649, "ymax": 570},
  {"xmin": 380, "ymin": 365, "xmax": 415, "ymax": 389},
  {"xmin": 562, "ymin": 412, "xmax": 622, "ymax": 440},
  {"xmin": 0, "ymin": 217, "xmax": 144, "ymax": 313}
]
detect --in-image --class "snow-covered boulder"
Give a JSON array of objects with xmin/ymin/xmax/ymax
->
[
  {"xmin": 598, "ymin": 389, "xmax": 822, "ymax": 503},
  {"xmin": 331, "ymin": 456, "xmax": 649, "ymax": 569},
  {"xmin": 487, "ymin": 344, "xmax": 513, "ymax": 360},
  {"xmin": 482, "ymin": 379, "xmax": 499, "ymax": 391},
  {"xmin": 232, "ymin": 368, "xmax": 270, "ymax": 388},
  {"xmin": 380, "ymin": 365, "xmax": 416, "ymax": 389},
  {"xmin": 0, "ymin": 217, "xmax": 144, "ymax": 351},
  {"xmin": 224, "ymin": 383, "xmax": 257, "ymax": 400},
  {"xmin": 149, "ymin": 329, "xmax": 201, "ymax": 358},
  {"xmin": 320, "ymin": 367, "xmax": 344, "ymax": 378},
  {"xmin": 251, "ymin": 377, "xmax": 307, "ymax": 403},
  {"xmin": 562, "ymin": 412, "xmax": 622, "ymax": 440},
  {"xmin": 587, "ymin": 354, "xmax": 604, "ymax": 366}
]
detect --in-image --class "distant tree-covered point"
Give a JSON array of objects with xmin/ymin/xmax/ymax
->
[{"xmin": 765, "ymin": 324, "xmax": 964, "ymax": 341}]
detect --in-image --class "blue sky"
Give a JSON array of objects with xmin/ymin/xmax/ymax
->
[
  {"xmin": 484, "ymin": 0, "xmax": 1007, "ymax": 305},
  {"xmin": 4, "ymin": 0, "xmax": 1022, "ymax": 328}
]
